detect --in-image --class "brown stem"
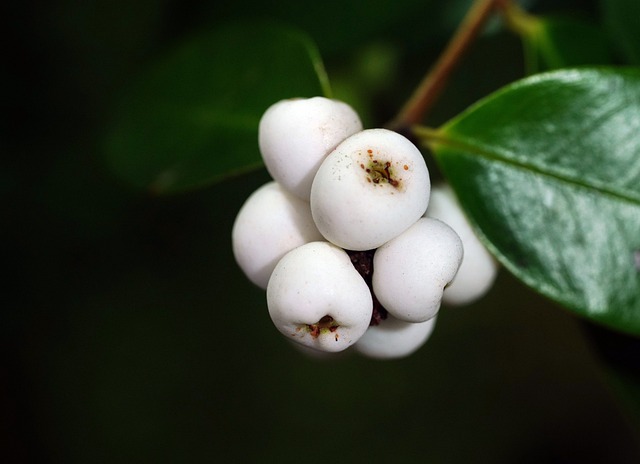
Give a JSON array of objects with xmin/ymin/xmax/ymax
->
[{"xmin": 388, "ymin": 0, "xmax": 505, "ymax": 131}]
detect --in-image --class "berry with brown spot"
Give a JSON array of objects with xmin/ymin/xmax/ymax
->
[
  {"xmin": 310, "ymin": 129, "xmax": 430, "ymax": 251},
  {"xmin": 267, "ymin": 241, "xmax": 373, "ymax": 352}
]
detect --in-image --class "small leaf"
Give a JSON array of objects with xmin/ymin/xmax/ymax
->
[
  {"xmin": 104, "ymin": 21, "xmax": 330, "ymax": 194},
  {"xmin": 427, "ymin": 68, "xmax": 640, "ymax": 335},
  {"xmin": 601, "ymin": 0, "xmax": 640, "ymax": 64}
]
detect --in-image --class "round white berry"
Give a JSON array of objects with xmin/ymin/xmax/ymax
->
[
  {"xmin": 258, "ymin": 97, "xmax": 363, "ymax": 200},
  {"xmin": 372, "ymin": 217, "xmax": 463, "ymax": 322},
  {"xmin": 354, "ymin": 315, "xmax": 437, "ymax": 360},
  {"xmin": 267, "ymin": 241, "xmax": 372, "ymax": 352},
  {"xmin": 426, "ymin": 184, "xmax": 498, "ymax": 305},
  {"xmin": 310, "ymin": 128, "xmax": 430, "ymax": 251},
  {"xmin": 289, "ymin": 341, "xmax": 353, "ymax": 360},
  {"xmin": 232, "ymin": 181, "xmax": 323, "ymax": 289}
]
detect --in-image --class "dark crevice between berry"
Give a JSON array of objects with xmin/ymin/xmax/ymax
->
[{"xmin": 346, "ymin": 249, "xmax": 388, "ymax": 326}]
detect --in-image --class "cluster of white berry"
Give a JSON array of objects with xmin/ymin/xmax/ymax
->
[{"xmin": 232, "ymin": 97, "xmax": 497, "ymax": 359}]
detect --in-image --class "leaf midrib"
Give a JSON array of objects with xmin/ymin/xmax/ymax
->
[{"xmin": 430, "ymin": 131, "xmax": 640, "ymax": 207}]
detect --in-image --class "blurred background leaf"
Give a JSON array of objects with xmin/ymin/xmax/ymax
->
[
  {"xmin": 104, "ymin": 21, "xmax": 329, "ymax": 194},
  {"xmin": 600, "ymin": 0, "xmax": 640, "ymax": 64},
  {"xmin": 509, "ymin": 12, "xmax": 611, "ymax": 73}
]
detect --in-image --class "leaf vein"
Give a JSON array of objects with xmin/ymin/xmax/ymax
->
[{"xmin": 431, "ymin": 133, "xmax": 640, "ymax": 206}]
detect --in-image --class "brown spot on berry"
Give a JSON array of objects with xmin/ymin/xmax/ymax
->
[
  {"xmin": 403, "ymin": 165, "xmax": 409, "ymax": 170},
  {"xmin": 308, "ymin": 325, "xmax": 320, "ymax": 338},
  {"xmin": 364, "ymin": 158, "xmax": 401, "ymax": 189},
  {"xmin": 306, "ymin": 315, "xmax": 338, "ymax": 339}
]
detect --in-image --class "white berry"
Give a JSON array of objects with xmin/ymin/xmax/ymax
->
[
  {"xmin": 232, "ymin": 181, "xmax": 323, "ymax": 289},
  {"xmin": 426, "ymin": 184, "xmax": 498, "ymax": 305},
  {"xmin": 290, "ymin": 341, "xmax": 352, "ymax": 360},
  {"xmin": 355, "ymin": 315, "xmax": 437, "ymax": 360},
  {"xmin": 310, "ymin": 128, "xmax": 430, "ymax": 251},
  {"xmin": 267, "ymin": 241, "xmax": 372, "ymax": 352},
  {"xmin": 372, "ymin": 217, "xmax": 463, "ymax": 322},
  {"xmin": 258, "ymin": 97, "xmax": 363, "ymax": 200}
]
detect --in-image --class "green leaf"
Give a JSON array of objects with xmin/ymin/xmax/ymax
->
[
  {"xmin": 104, "ymin": 21, "xmax": 330, "ymax": 194},
  {"xmin": 426, "ymin": 68, "xmax": 640, "ymax": 335},
  {"xmin": 601, "ymin": 0, "xmax": 640, "ymax": 64}
]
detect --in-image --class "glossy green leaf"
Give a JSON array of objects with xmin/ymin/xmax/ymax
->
[
  {"xmin": 104, "ymin": 21, "xmax": 329, "ymax": 194},
  {"xmin": 601, "ymin": 0, "xmax": 640, "ymax": 64},
  {"xmin": 427, "ymin": 68, "xmax": 640, "ymax": 335}
]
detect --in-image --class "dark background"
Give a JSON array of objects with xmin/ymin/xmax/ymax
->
[{"xmin": 5, "ymin": 0, "xmax": 640, "ymax": 462}]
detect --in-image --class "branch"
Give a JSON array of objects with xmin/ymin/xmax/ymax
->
[{"xmin": 388, "ymin": 0, "xmax": 504, "ymax": 131}]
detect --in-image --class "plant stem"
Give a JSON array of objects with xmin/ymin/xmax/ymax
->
[
  {"xmin": 388, "ymin": 0, "xmax": 503, "ymax": 131},
  {"xmin": 412, "ymin": 125, "xmax": 443, "ymax": 146},
  {"xmin": 411, "ymin": 124, "xmax": 451, "ymax": 154}
]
